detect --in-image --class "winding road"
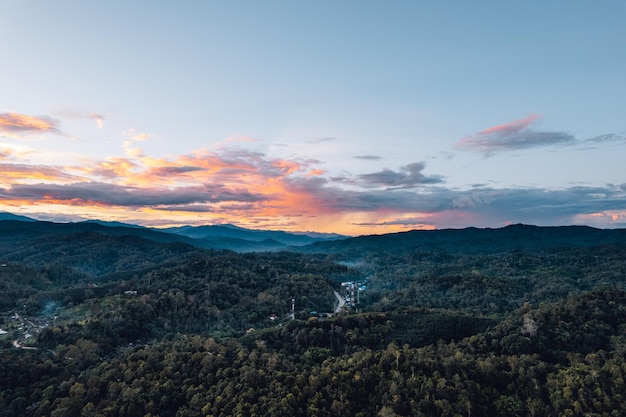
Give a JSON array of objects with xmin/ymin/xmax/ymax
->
[{"xmin": 333, "ymin": 290, "xmax": 346, "ymax": 314}]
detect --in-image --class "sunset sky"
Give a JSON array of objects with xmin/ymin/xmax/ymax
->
[{"xmin": 1, "ymin": 1, "xmax": 625, "ymax": 235}]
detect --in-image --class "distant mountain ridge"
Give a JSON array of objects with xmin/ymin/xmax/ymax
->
[
  {"xmin": 295, "ymin": 223, "xmax": 626, "ymax": 257},
  {"xmin": 79, "ymin": 219, "xmax": 146, "ymax": 229},
  {"xmin": 162, "ymin": 224, "xmax": 346, "ymax": 247},
  {"xmin": 0, "ymin": 212, "xmax": 36, "ymax": 222},
  {"xmin": 0, "ymin": 212, "xmax": 347, "ymax": 252}
]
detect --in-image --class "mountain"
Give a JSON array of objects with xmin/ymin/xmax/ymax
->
[
  {"xmin": 295, "ymin": 224, "xmax": 626, "ymax": 257},
  {"xmin": 161, "ymin": 223, "xmax": 347, "ymax": 247},
  {"xmin": 0, "ymin": 212, "xmax": 36, "ymax": 222},
  {"xmin": 0, "ymin": 219, "xmax": 205, "ymax": 251},
  {"xmin": 0, "ymin": 218, "xmax": 345, "ymax": 254}
]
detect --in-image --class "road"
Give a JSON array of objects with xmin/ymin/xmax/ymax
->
[{"xmin": 333, "ymin": 290, "xmax": 345, "ymax": 314}]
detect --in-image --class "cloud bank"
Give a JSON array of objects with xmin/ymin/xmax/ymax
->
[{"xmin": 2, "ymin": 144, "xmax": 624, "ymax": 233}]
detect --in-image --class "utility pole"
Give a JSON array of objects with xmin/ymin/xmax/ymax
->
[{"xmin": 291, "ymin": 297, "xmax": 295, "ymax": 319}]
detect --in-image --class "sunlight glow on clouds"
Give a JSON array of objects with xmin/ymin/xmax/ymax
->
[
  {"xmin": 1, "ymin": 111, "xmax": 625, "ymax": 235},
  {"xmin": 0, "ymin": 113, "xmax": 61, "ymax": 138}
]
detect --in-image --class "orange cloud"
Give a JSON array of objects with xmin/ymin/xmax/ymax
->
[
  {"xmin": 0, "ymin": 147, "xmax": 13, "ymax": 160},
  {"xmin": 307, "ymin": 169, "xmax": 326, "ymax": 176},
  {"xmin": 70, "ymin": 157, "xmax": 138, "ymax": 186},
  {"xmin": 0, "ymin": 113, "xmax": 60, "ymax": 137},
  {"xmin": 272, "ymin": 159, "xmax": 301, "ymax": 175},
  {"xmin": 122, "ymin": 140, "xmax": 145, "ymax": 158},
  {"xmin": 0, "ymin": 163, "xmax": 83, "ymax": 185}
]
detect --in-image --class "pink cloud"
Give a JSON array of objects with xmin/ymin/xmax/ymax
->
[
  {"xmin": 455, "ymin": 114, "xmax": 575, "ymax": 153},
  {"xmin": 478, "ymin": 114, "xmax": 540, "ymax": 135}
]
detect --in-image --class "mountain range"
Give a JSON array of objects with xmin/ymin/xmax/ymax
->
[
  {"xmin": 2, "ymin": 211, "xmax": 626, "ymax": 260},
  {"xmin": 0, "ymin": 212, "xmax": 347, "ymax": 253}
]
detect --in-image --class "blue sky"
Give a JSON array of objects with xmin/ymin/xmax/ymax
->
[{"xmin": 1, "ymin": 1, "xmax": 625, "ymax": 234}]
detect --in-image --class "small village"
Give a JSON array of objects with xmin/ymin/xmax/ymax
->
[{"xmin": 0, "ymin": 310, "xmax": 54, "ymax": 350}]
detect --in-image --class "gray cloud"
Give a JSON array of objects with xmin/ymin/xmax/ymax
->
[
  {"xmin": 353, "ymin": 218, "xmax": 435, "ymax": 227},
  {"xmin": 286, "ymin": 175, "xmax": 446, "ymax": 212},
  {"xmin": 455, "ymin": 114, "xmax": 576, "ymax": 154},
  {"xmin": 149, "ymin": 166, "xmax": 204, "ymax": 176},
  {"xmin": 152, "ymin": 204, "xmax": 215, "ymax": 212},
  {"xmin": 1, "ymin": 182, "xmax": 269, "ymax": 206},
  {"xmin": 153, "ymin": 202, "xmax": 259, "ymax": 213},
  {"xmin": 358, "ymin": 162, "xmax": 444, "ymax": 188},
  {"xmin": 354, "ymin": 155, "xmax": 383, "ymax": 161},
  {"xmin": 582, "ymin": 132, "xmax": 626, "ymax": 144},
  {"xmin": 456, "ymin": 116, "xmax": 625, "ymax": 156},
  {"xmin": 449, "ymin": 186, "xmax": 626, "ymax": 227},
  {"xmin": 216, "ymin": 148, "xmax": 311, "ymax": 177},
  {"xmin": 286, "ymin": 173, "xmax": 626, "ymax": 229}
]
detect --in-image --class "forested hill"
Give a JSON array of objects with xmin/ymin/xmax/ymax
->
[
  {"xmin": 0, "ymin": 212, "xmax": 37, "ymax": 222},
  {"xmin": 0, "ymin": 220, "xmax": 203, "ymax": 249},
  {"xmin": 296, "ymin": 224, "xmax": 626, "ymax": 257}
]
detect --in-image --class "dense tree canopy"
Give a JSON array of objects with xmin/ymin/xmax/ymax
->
[{"xmin": 1, "ymin": 223, "xmax": 625, "ymax": 416}]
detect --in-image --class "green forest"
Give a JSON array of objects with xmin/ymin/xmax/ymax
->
[{"xmin": 1, "ymin": 221, "xmax": 626, "ymax": 416}]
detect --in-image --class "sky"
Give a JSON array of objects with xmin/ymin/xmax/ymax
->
[{"xmin": 1, "ymin": 1, "xmax": 625, "ymax": 235}]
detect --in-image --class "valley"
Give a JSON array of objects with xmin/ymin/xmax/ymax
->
[{"xmin": 1, "ymin": 218, "xmax": 626, "ymax": 416}]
